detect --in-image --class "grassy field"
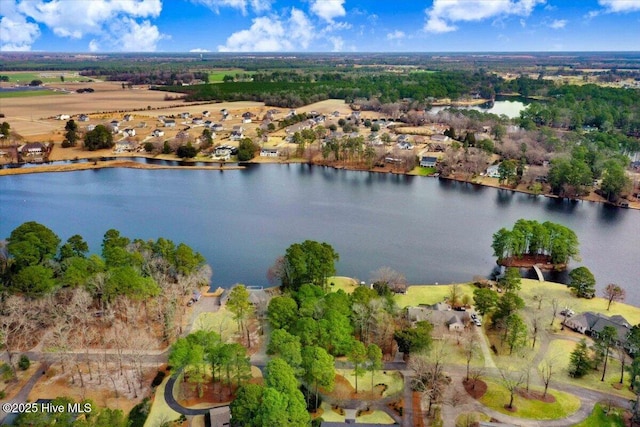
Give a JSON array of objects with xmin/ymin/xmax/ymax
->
[
  {"xmin": 573, "ymin": 402, "xmax": 626, "ymax": 427},
  {"xmin": 327, "ymin": 276, "xmax": 359, "ymax": 294},
  {"xmin": 318, "ymin": 402, "xmax": 344, "ymax": 422},
  {"xmin": 409, "ymin": 166, "xmax": 437, "ymax": 176},
  {"xmin": 538, "ymin": 339, "xmax": 634, "ymax": 399},
  {"xmin": 191, "ymin": 308, "xmax": 236, "ymax": 341},
  {"xmin": 144, "ymin": 376, "xmax": 180, "ymax": 427},
  {"xmin": 335, "ymin": 368, "xmax": 404, "ymax": 396},
  {"xmin": 436, "ymin": 337, "xmax": 485, "ymax": 367},
  {"xmin": 519, "ymin": 279, "xmax": 640, "ymax": 325},
  {"xmin": 395, "ymin": 283, "xmax": 474, "ymax": 308},
  {"xmin": 2, "ymin": 71, "xmax": 90, "ymax": 83},
  {"xmin": 208, "ymin": 69, "xmax": 253, "ymax": 83},
  {"xmin": 0, "ymin": 89, "xmax": 60, "ymax": 98},
  {"xmin": 479, "ymin": 379, "xmax": 581, "ymax": 420},
  {"xmin": 455, "ymin": 411, "xmax": 491, "ymax": 427}
]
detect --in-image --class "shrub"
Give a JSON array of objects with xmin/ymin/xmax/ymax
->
[
  {"xmin": 18, "ymin": 355, "xmax": 30, "ymax": 371},
  {"xmin": 151, "ymin": 370, "xmax": 166, "ymax": 388},
  {"xmin": 128, "ymin": 398, "xmax": 151, "ymax": 427},
  {"xmin": 0, "ymin": 363, "xmax": 15, "ymax": 381}
]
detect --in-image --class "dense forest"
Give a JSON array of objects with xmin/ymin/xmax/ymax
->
[{"xmin": 0, "ymin": 222, "xmax": 211, "ymax": 358}]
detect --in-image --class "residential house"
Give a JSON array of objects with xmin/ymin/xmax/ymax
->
[
  {"xmin": 420, "ymin": 156, "xmax": 438, "ymax": 168},
  {"xmin": 115, "ymin": 140, "xmax": 136, "ymax": 153},
  {"xmin": 230, "ymin": 126, "xmax": 244, "ymax": 141},
  {"xmin": 152, "ymin": 129, "xmax": 165, "ymax": 137},
  {"xmin": 78, "ymin": 114, "xmax": 90, "ymax": 122},
  {"xmin": 20, "ymin": 142, "xmax": 46, "ymax": 156},
  {"xmin": 220, "ymin": 108, "xmax": 229, "ymax": 116},
  {"xmin": 242, "ymin": 112, "xmax": 253, "ymax": 124},
  {"xmin": 180, "ymin": 112, "xmax": 190, "ymax": 119},
  {"xmin": 332, "ymin": 111, "xmax": 341, "ymax": 117},
  {"xmin": 202, "ymin": 110, "xmax": 210, "ymax": 117},
  {"xmin": 287, "ymin": 109, "xmax": 297, "ymax": 118},
  {"xmin": 212, "ymin": 123, "xmax": 224, "ymax": 132},
  {"xmin": 407, "ymin": 304, "xmax": 467, "ymax": 332},
  {"xmin": 164, "ymin": 119, "xmax": 176, "ymax": 128},
  {"xmin": 57, "ymin": 114, "xmax": 70, "ymax": 120},
  {"xmin": 260, "ymin": 148, "xmax": 279, "ymax": 157},
  {"xmin": 192, "ymin": 117, "xmax": 204, "ymax": 125},
  {"xmin": 565, "ymin": 312, "xmax": 631, "ymax": 347},
  {"xmin": 485, "ymin": 164, "xmax": 500, "ymax": 178},
  {"xmin": 123, "ymin": 128, "xmax": 136, "ymax": 137},
  {"xmin": 110, "ymin": 120, "xmax": 120, "ymax": 128},
  {"xmin": 430, "ymin": 134, "xmax": 450, "ymax": 143},
  {"xmin": 123, "ymin": 114, "xmax": 133, "ymax": 122},
  {"xmin": 86, "ymin": 124, "xmax": 96, "ymax": 131},
  {"xmin": 213, "ymin": 147, "xmax": 232, "ymax": 160}
]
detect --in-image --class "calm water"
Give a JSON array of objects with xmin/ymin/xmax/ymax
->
[
  {"xmin": 429, "ymin": 98, "xmax": 527, "ymax": 119},
  {"xmin": 1, "ymin": 165, "xmax": 638, "ymax": 302}
]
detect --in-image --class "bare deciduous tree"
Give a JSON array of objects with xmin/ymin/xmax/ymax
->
[
  {"xmin": 498, "ymin": 368, "xmax": 526, "ymax": 409},
  {"xmin": 603, "ymin": 284, "xmax": 626, "ymax": 311},
  {"xmin": 538, "ymin": 356, "xmax": 556, "ymax": 398}
]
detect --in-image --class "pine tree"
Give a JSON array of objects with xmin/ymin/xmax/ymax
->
[{"xmin": 569, "ymin": 338, "xmax": 592, "ymax": 378}]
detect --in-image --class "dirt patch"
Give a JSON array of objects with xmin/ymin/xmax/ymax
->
[
  {"xmin": 176, "ymin": 380, "xmax": 236, "ymax": 407},
  {"xmin": 28, "ymin": 363, "xmax": 155, "ymax": 413},
  {"xmin": 413, "ymin": 391, "xmax": 425, "ymax": 427},
  {"xmin": 503, "ymin": 404, "xmax": 518, "ymax": 412},
  {"xmin": 463, "ymin": 378, "xmax": 488, "ymax": 400},
  {"xmin": 516, "ymin": 388, "xmax": 556, "ymax": 403}
]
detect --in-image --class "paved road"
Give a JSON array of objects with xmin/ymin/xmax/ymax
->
[{"xmin": 0, "ymin": 362, "xmax": 48, "ymax": 426}]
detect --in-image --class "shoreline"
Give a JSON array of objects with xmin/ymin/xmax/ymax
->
[{"xmin": 1, "ymin": 153, "xmax": 638, "ymax": 211}]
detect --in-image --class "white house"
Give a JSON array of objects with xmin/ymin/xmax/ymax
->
[
  {"xmin": 486, "ymin": 164, "xmax": 500, "ymax": 178},
  {"xmin": 260, "ymin": 148, "xmax": 279, "ymax": 157},
  {"xmin": 123, "ymin": 128, "xmax": 136, "ymax": 137},
  {"xmin": 420, "ymin": 156, "xmax": 437, "ymax": 168},
  {"xmin": 115, "ymin": 140, "xmax": 136, "ymax": 153},
  {"xmin": 57, "ymin": 114, "xmax": 70, "ymax": 120},
  {"xmin": 152, "ymin": 129, "xmax": 165, "ymax": 137},
  {"xmin": 164, "ymin": 119, "xmax": 176, "ymax": 128}
]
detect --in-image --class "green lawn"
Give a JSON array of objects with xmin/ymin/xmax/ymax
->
[
  {"xmin": 455, "ymin": 412, "xmax": 491, "ymax": 427},
  {"xmin": 479, "ymin": 379, "xmax": 580, "ymax": 420},
  {"xmin": 395, "ymin": 283, "xmax": 474, "ymax": 308},
  {"xmin": 2, "ymin": 71, "xmax": 90, "ymax": 83},
  {"xmin": 0, "ymin": 89, "xmax": 60, "ymax": 98},
  {"xmin": 519, "ymin": 279, "xmax": 640, "ymax": 325},
  {"xmin": 438, "ymin": 338, "xmax": 485, "ymax": 367},
  {"xmin": 336, "ymin": 368, "xmax": 404, "ymax": 396},
  {"xmin": 144, "ymin": 376, "xmax": 181, "ymax": 427},
  {"xmin": 573, "ymin": 402, "xmax": 626, "ymax": 427},
  {"xmin": 409, "ymin": 166, "xmax": 436, "ymax": 176},
  {"xmin": 318, "ymin": 402, "xmax": 344, "ymax": 422},
  {"xmin": 191, "ymin": 307, "xmax": 236, "ymax": 341},
  {"xmin": 208, "ymin": 69, "xmax": 254, "ymax": 83},
  {"xmin": 538, "ymin": 339, "xmax": 634, "ymax": 399},
  {"xmin": 356, "ymin": 410, "xmax": 395, "ymax": 424},
  {"xmin": 327, "ymin": 276, "xmax": 359, "ymax": 294}
]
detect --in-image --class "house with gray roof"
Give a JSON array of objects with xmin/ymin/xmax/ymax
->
[{"xmin": 565, "ymin": 311, "xmax": 631, "ymax": 346}]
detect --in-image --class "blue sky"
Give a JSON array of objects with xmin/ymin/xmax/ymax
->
[{"xmin": 1, "ymin": 0, "xmax": 639, "ymax": 53}]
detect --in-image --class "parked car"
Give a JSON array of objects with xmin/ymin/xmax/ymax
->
[{"xmin": 560, "ymin": 309, "xmax": 575, "ymax": 317}]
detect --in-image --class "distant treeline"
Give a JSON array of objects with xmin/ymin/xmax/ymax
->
[
  {"xmin": 79, "ymin": 70, "xmax": 210, "ymax": 85},
  {"xmin": 155, "ymin": 71, "xmax": 502, "ymax": 107}
]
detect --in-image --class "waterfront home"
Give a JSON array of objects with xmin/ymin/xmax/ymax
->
[
  {"xmin": 565, "ymin": 312, "xmax": 631, "ymax": 347},
  {"xmin": 115, "ymin": 140, "xmax": 136, "ymax": 153},
  {"xmin": 20, "ymin": 142, "xmax": 46, "ymax": 156},
  {"xmin": 420, "ymin": 156, "xmax": 438, "ymax": 168},
  {"xmin": 213, "ymin": 147, "xmax": 232, "ymax": 160},
  {"xmin": 485, "ymin": 164, "xmax": 500, "ymax": 178},
  {"xmin": 260, "ymin": 148, "xmax": 279, "ymax": 157}
]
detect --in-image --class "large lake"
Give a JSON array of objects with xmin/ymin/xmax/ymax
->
[
  {"xmin": 429, "ymin": 98, "xmax": 528, "ymax": 119},
  {"xmin": 1, "ymin": 165, "xmax": 638, "ymax": 303}
]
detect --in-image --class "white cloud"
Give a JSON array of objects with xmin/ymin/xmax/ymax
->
[
  {"xmin": 519, "ymin": 18, "xmax": 526, "ymax": 27},
  {"xmin": 328, "ymin": 36, "xmax": 344, "ymax": 51},
  {"xmin": 0, "ymin": 0, "xmax": 166, "ymax": 51},
  {"xmin": 190, "ymin": 48, "xmax": 210, "ymax": 52},
  {"xmin": 115, "ymin": 18, "xmax": 164, "ymax": 52},
  {"xmin": 0, "ymin": 15, "xmax": 41, "ymax": 51},
  {"xmin": 598, "ymin": 0, "xmax": 640, "ymax": 12},
  {"xmin": 424, "ymin": 0, "xmax": 545, "ymax": 33},
  {"xmin": 217, "ymin": 8, "xmax": 314, "ymax": 52},
  {"xmin": 89, "ymin": 39, "xmax": 100, "ymax": 52},
  {"xmin": 190, "ymin": 0, "xmax": 272, "ymax": 15},
  {"xmin": 548, "ymin": 19, "xmax": 567, "ymax": 29},
  {"xmin": 386, "ymin": 30, "xmax": 405, "ymax": 40},
  {"xmin": 310, "ymin": 0, "xmax": 346, "ymax": 23}
]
